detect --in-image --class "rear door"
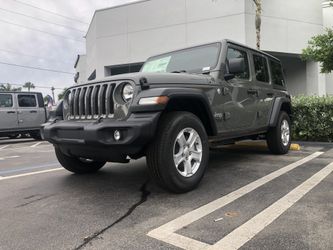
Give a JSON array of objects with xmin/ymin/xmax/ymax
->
[
  {"xmin": 17, "ymin": 93, "xmax": 45, "ymax": 128},
  {"xmin": 251, "ymin": 53, "xmax": 275, "ymax": 128},
  {"xmin": 0, "ymin": 93, "xmax": 18, "ymax": 130}
]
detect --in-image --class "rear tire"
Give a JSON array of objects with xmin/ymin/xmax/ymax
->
[
  {"xmin": 146, "ymin": 112, "xmax": 209, "ymax": 193},
  {"xmin": 8, "ymin": 134, "xmax": 19, "ymax": 139},
  {"xmin": 267, "ymin": 111, "xmax": 291, "ymax": 155},
  {"xmin": 55, "ymin": 147, "xmax": 106, "ymax": 174}
]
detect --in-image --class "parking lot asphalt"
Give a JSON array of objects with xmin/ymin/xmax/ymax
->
[{"xmin": 0, "ymin": 138, "xmax": 332, "ymax": 250}]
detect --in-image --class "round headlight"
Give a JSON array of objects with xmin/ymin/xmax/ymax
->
[{"xmin": 122, "ymin": 83, "xmax": 134, "ymax": 102}]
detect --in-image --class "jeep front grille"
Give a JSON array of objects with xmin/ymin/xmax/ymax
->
[{"xmin": 65, "ymin": 83, "xmax": 115, "ymax": 120}]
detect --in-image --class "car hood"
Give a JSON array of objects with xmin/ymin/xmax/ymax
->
[{"xmin": 86, "ymin": 72, "xmax": 212, "ymax": 86}]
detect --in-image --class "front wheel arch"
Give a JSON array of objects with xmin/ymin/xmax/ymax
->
[{"xmin": 164, "ymin": 96, "xmax": 217, "ymax": 136}]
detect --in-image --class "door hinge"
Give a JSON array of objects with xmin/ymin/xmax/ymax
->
[
  {"xmin": 257, "ymin": 111, "xmax": 263, "ymax": 118},
  {"xmin": 223, "ymin": 112, "xmax": 231, "ymax": 121}
]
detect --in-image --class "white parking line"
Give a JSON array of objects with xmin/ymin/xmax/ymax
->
[
  {"xmin": 0, "ymin": 155, "xmax": 20, "ymax": 161},
  {"xmin": 30, "ymin": 142, "xmax": 43, "ymax": 148},
  {"xmin": 147, "ymin": 151, "xmax": 324, "ymax": 250},
  {"xmin": 0, "ymin": 168, "xmax": 63, "ymax": 181},
  {"xmin": 211, "ymin": 161, "xmax": 333, "ymax": 250},
  {"xmin": 0, "ymin": 143, "xmax": 52, "ymax": 151},
  {"xmin": 0, "ymin": 145, "xmax": 9, "ymax": 150}
]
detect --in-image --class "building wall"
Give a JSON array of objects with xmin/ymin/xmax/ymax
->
[
  {"xmin": 78, "ymin": 0, "xmax": 329, "ymax": 96},
  {"xmin": 245, "ymin": 0, "xmax": 323, "ymax": 53},
  {"xmin": 85, "ymin": 0, "xmax": 247, "ymax": 80},
  {"xmin": 75, "ymin": 55, "xmax": 87, "ymax": 85}
]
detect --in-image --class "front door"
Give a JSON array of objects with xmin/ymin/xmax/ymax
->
[
  {"xmin": 17, "ymin": 94, "xmax": 45, "ymax": 128},
  {"xmin": 222, "ymin": 46, "xmax": 258, "ymax": 131},
  {"xmin": 0, "ymin": 93, "xmax": 18, "ymax": 131}
]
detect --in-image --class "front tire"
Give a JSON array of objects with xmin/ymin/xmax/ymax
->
[
  {"xmin": 266, "ymin": 111, "xmax": 291, "ymax": 155},
  {"xmin": 55, "ymin": 147, "xmax": 106, "ymax": 174},
  {"xmin": 146, "ymin": 112, "xmax": 209, "ymax": 193}
]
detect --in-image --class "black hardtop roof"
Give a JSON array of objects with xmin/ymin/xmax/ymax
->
[
  {"xmin": 145, "ymin": 39, "xmax": 281, "ymax": 63},
  {"xmin": 224, "ymin": 39, "xmax": 281, "ymax": 62}
]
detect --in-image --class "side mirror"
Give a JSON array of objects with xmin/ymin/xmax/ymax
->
[{"xmin": 224, "ymin": 58, "xmax": 245, "ymax": 81}]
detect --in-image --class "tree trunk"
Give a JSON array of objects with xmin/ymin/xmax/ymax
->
[{"xmin": 253, "ymin": 0, "xmax": 262, "ymax": 50}]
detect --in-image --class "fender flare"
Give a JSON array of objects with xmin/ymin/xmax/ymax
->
[
  {"xmin": 269, "ymin": 97, "xmax": 291, "ymax": 127},
  {"xmin": 130, "ymin": 87, "xmax": 218, "ymax": 135}
]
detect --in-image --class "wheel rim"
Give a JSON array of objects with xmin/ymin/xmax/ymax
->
[
  {"xmin": 173, "ymin": 128, "xmax": 203, "ymax": 178},
  {"xmin": 281, "ymin": 119, "xmax": 290, "ymax": 146}
]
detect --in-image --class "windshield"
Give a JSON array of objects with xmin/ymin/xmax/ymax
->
[{"xmin": 141, "ymin": 43, "xmax": 221, "ymax": 74}]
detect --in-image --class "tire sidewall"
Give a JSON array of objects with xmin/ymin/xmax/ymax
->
[
  {"xmin": 158, "ymin": 113, "xmax": 209, "ymax": 192},
  {"xmin": 277, "ymin": 112, "xmax": 291, "ymax": 153}
]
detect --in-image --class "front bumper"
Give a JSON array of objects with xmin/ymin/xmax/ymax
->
[{"xmin": 42, "ymin": 112, "xmax": 161, "ymax": 161}]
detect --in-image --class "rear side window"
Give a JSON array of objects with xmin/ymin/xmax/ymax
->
[
  {"xmin": 0, "ymin": 94, "xmax": 13, "ymax": 108},
  {"xmin": 270, "ymin": 60, "xmax": 285, "ymax": 86},
  {"xmin": 227, "ymin": 47, "xmax": 250, "ymax": 80},
  {"xmin": 18, "ymin": 95, "xmax": 37, "ymax": 107},
  {"xmin": 253, "ymin": 55, "xmax": 269, "ymax": 83}
]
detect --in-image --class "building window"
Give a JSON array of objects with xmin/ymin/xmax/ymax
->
[
  {"xmin": 18, "ymin": 94, "xmax": 37, "ymax": 107},
  {"xmin": 88, "ymin": 70, "xmax": 96, "ymax": 81},
  {"xmin": 253, "ymin": 55, "xmax": 269, "ymax": 83},
  {"xmin": 270, "ymin": 60, "xmax": 285, "ymax": 86},
  {"xmin": 226, "ymin": 47, "xmax": 250, "ymax": 80},
  {"xmin": 104, "ymin": 62, "xmax": 144, "ymax": 77},
  {"xmin": 0, "ymin": 94, "xmax": 13, "ymax": 108}
]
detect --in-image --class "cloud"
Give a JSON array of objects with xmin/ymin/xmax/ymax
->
[{"xmin": 0, "ymin": 0, "xmax": 137, "ymax": 100}]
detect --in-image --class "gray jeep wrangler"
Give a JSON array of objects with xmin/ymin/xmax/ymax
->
[{"xmin": 42, "ymin": 40, "xmax": 292, "ymax": 193}]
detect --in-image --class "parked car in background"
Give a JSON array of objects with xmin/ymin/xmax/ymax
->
[{"xmin": 0, "ymin": 92, "xmax": 47, "ymax": 140}]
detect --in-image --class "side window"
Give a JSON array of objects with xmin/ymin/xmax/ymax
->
[
  {"xmin": 18, "ymin": 95, "xmax": 37, "ymax": 107},
  {"xmin": 0, "ymin": 94, "xmax": 13, "ymax": 108},
  {"xmin": 227, "ymin": 47, "xmax": 250, "ymax": 80},
  {"xmin": 253, "ymin": 55, "xmax": 269, "ymax": 83},
  {"xmin": 270, "ymin": 60, "xmax": 285, "ymax": 86}
]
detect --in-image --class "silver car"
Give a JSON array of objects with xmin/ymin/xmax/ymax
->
[{"xmin": 0, "ymin": 92, "xmax": 47, "ymax": 140}]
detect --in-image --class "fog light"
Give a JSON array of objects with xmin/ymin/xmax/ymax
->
[{"xmin": 114, "ymin": 130, "xmax": 121, "ymax": 141}]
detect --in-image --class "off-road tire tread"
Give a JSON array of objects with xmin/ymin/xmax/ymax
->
[
  {"xmin": 146, "ymin": 111, "xmax": 209, "ymax": 193},
  {"xmin": 55, "ymin": 147, "xmax": 106, "ymax": 174},
  {"xmin": 267, "ymin": 111, "xmax": 291, "ymax": 155}
]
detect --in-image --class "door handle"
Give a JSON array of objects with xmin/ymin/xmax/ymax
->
[
  {"xmin": 30, "ymin": 110, "xmax": 37, "ymax": 113},
  {"xmin": 7, "ymin": 111, "xmax": 16, "ymax": 114},
  {"xmin": 247, "ymin": 89, "xmax": 259, "ymax": 96}
]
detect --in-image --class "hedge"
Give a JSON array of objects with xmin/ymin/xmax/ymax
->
[{"xmin": 292, "ymin": 95, "xmax": 333, "ymax": 142}]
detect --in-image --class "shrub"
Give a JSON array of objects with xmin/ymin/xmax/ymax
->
[{"xmin": 292, "ymin": 95, "xmax": 333, "ymax": 142}]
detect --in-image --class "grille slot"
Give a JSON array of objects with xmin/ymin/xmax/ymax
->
[{"xmin": 66, "ymin": 82, "xmax": 115, "ymax": 120}]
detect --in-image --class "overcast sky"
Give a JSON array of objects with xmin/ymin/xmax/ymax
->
[{"xmin": 0, "ymin": 0, "xmax": 138, "ymax": 101}]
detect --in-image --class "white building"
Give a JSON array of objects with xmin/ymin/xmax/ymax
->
[{"xmin": 74, "ymin": 0, "xmax": 333, "ymax": 96}]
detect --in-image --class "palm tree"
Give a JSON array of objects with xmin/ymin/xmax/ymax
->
[
  {"xmin": 23, "ymin": 82, "xmax": 35, "ymax": 92},
  {"xmin": 58, "ymin": 88, "xmax": 67, "ymax": 100},
  {"xmin": 0, "ymin": 83, "xmax": 22, "ymax": 92},
  {"xmin": 253, "ymin": 0, "xmax": 262, "ymax": 50},
  {"xmin": 212, "ymin": 0, "xmax": 263, "ymax": 50}
]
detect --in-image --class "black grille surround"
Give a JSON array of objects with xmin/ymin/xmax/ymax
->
[{"xmin": 63, "ymin": 82, "xmax": 118, "ymax": 120}]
